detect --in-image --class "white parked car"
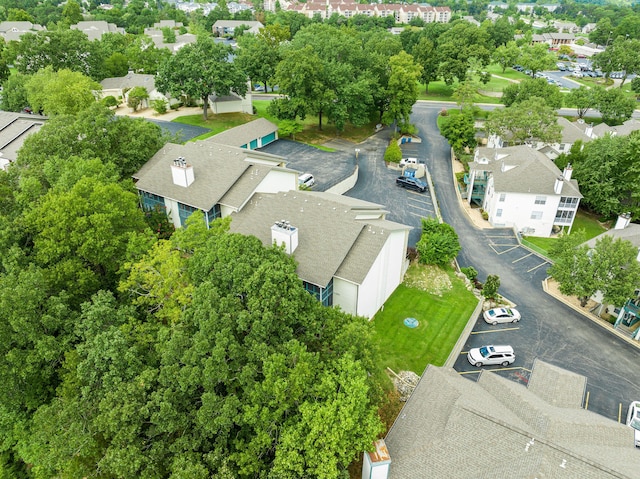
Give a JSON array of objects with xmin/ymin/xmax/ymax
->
[
  {"xmin": 626, "ymin": 401, "xmax": 640, "ymax": 447},
  {"xmin": 483, "ymin": 307, "xmax": 521, "ymax": 325},
  {"xmin": 298, "ymin": 173, "xmax": 315, "ymax": 188},
  {"xmin": 399, "ymin": 157, "xmax": 418, "ymax": 167},
  {"xmin": 467, "ymin": 345, "xmax": 515, "ymax": 367}
]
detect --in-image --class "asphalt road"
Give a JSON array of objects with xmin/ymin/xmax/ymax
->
[{"xmin": 406, "ymin": 102, "xmax": 640, "ymax": 422}]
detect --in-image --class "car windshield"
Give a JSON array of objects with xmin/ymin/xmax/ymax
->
[
  {"xmin": 631, "ymin": 409, "xmax": 640, "ymax": 430},
  {"xmin": 487, "ymin": 310, "xmax": 496, "ymax": 316},
  {"xmin": 479, "ymin": 346, "xmax": 492, "ymax": 358}
]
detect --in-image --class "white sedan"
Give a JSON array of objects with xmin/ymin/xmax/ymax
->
[
  {"xmin": 483, "ymin": 307, "xmax": 521, "ymax": 325},
  {"xmin": 626, "ymin": 401, "xmax": 640, "ymax": 447}
]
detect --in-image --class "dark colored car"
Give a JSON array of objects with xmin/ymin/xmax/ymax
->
[{"xmin": 396, "ymin": 176, "xmax": 427, "ymax": 193}]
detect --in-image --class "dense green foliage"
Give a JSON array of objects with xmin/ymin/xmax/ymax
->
[
  {"xmin": 416, "ymin": 218, "xmax": 461, "ymax": 266},
  {"xmin": 549, "ymin": 231, "xmax": 640, "ymax": 307}
]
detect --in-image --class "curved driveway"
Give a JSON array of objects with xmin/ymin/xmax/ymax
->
[{"xmin": 349, "ymin": 102, "xmax": 640, "ymax": 421}]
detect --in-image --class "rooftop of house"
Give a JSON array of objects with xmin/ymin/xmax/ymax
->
[
  {"xmin": 100, "ymin": 72, "xmax": 157, "ymax": 91},
  {"xmin": 385, "ymin": 360, "xmax": 640, "ymax": 478},
  {"xmin": 133, "ymin": 141, "xmax": 290, "ymax": 212},
  {"xmin": 212, "ymin": 20, "xmax": 264, "ymax": 29},
  {"xmin": 471, "ymin": 145, "xmax": 582, "ymax": 198},
  {"xmin": 557, "ymin": 117, "xmax": 592, "ymax": 145},
  {"xmin": 71, "ymin": 20, "xmax": 124, "ymax": 40},
  {"xmin": 592, "ymin": 119, "xmax": 640, "ymax": 139},
  {"xmin": 0, "ymin": 111, "xmax": 46, "ymax": 166},
  {"xmin": 229, "ymin": 191, "xmax": 410, "ymax": 287},
  {"xmin": 205, "ymin": 118, "xmax": 277, "ymax": 148},
  {"xmin": 584, "ymin": 221, "xmax": 640, "ymax": 251}
]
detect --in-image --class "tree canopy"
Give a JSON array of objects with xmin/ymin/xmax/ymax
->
[
  {"xmin": 155, "ymin": 36, "xmax": 248, "ymax": 120},
  {"xmin": 24, "ymin": 67, "xmax": 101, "ymax": 116},
  {"xmin": 486, "ymin": 97, "xmax": 561, "ymax": 145}
]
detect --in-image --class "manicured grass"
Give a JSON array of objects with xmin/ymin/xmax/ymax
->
[
  {"xmin": 523, "ymin": 209, "xmax": 609, "ymax": 259},
  {"xmin": 486, "ymin": 64, "xmax": 531, "ymax": 81},
  {"xmin": 371, "ymin": 265, "xmax": 478, "ymax": 376}
]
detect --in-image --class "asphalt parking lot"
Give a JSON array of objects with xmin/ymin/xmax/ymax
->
[
  {"xmin": 259, "ymin": 134, "xmax": 437, "ymax": 246},
  {"xmin": 452, "ymin": 229, "xmax": 638, "ymax": 422},
  {"xmin": 258, "ymin": 139, "xmax": 356, "ymax": 192}
]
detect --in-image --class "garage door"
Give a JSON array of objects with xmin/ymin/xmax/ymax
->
[{"xmin": 249, "ymin": 139, "xmax": 259, "ymax": 149}]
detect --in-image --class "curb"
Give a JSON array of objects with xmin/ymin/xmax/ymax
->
[
  {"xmin": 542, "ymin": 277, "xmax": 640, "ymax": 350},
  {"xmin": 445, "ymin": 298, "xmax": 483, "ymax": 368}
]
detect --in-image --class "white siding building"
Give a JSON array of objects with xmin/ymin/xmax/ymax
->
[
  {"xmin": 467, "ymin": 146, "xmax": 582, "ymax": 237},
  {"xmin": 230, "ymin": 191, "xmax": 411, "ymax": 318}
]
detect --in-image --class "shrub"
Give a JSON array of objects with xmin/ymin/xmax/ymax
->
[
  {"xmin": 416, "ymin": 218, "xmax": 461, "ymax": 266},
  {"xmin": 170, "ymin": 101, "xmax": 182, "ymax": 110},
  {"xmin": 384, "ymin": 141, "xmax": 402, "ymax": 163},
  {"xmin": 151, "ymin": 99, "xmax": 168, "ymax": 114},
  {"xmin": 439, "ymin": 108, "xmax": 448, "ymax": 116},
  {"xmin": 101, "ymin": 95, "xmax": 118, "ymax": 108},
  {"xmin": 461, "ymin": 266, "xmax": 478, "ymax": 282},
  {"xmin": 480, "ymin": 209, "xmax": 489, "ymax": 220},
  {"xmin": 482, "ymin": 274, "xmax": 500, "ymax": 300}
]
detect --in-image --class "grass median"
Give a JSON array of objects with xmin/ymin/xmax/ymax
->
[{"xmin": 372, "ymin": 264, "xmax": 478, "ymax": 380}]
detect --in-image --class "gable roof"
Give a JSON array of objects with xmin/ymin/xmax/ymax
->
[
  {"xmin": 229, "ymin": 191, "xmax": 410, "ymax": 287},
  {"xmin": 205, "ymin": 118, "xmax": 278, "ymax": 148},
  {"xmin": 100, "ymin": 72, "xmax": 157, "ymax": 91},
  {"xmin": 584, "ymin": 223, "xmax": 640, "ymax": 250},
  {"xmin": 71, "ymin": 21, "xmax": 124, "ymax": 40},
  {"xmin": 385, "ymin": 360, "xmax": 640, "ymax": 478},
  {"xmin": 471, "ymin": 145, "xmax": 582, "ymax": 198},
  {"xmin": 0, "ymin": 111, "xmax": 46, "ymax": 168},
  {"xmin": 133, "ymin": 141, "xmax": 289, "ymax": 212},
  {"xmin": 557, "ymin": 117, "xmax": 592, "ymax": 145},
  {"xmin": 592, "ymin": 119, "xmax": 640, "ymax": 139}
]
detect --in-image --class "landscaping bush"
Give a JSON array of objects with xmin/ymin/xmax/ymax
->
[
  {"xmin": 101, "ymin": 95, "xmax": 118, "ymax": 108},
  {"xmin": 151, "ymin": 99, "xmax": 168, "ymax": 114},
  {"xmin": 384, "ymin": 141, "xmax": 402, "ymax": 163},
  {"xmin": 461, "ymin": 266, "xmax": 478, "ymax": 282}
]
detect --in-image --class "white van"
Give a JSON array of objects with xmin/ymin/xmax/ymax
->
[{"xmin": 298, "ymin": 173, "xmax": 315, "ymax": 188}]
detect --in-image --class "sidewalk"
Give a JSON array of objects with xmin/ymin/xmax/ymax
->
[{"xmin": 113, "ymin": 105, "xmax": 203, "ymax": 121}]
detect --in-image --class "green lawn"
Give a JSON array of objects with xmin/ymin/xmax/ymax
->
[
  {"xmin": 371, "ymin": 265, "xmax": 478, "ymax": 376},
  {"xmin": 523, "ymin": 209, "xmax": 609, "ymax": 259}
]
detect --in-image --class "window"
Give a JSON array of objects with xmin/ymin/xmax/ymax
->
[
  {"xmin": 178, "ymin": 202, "xmax": 197, "ymax": 226},
  {"xmin": 559, "ymin": 197, "xmax": 579, "ymax": 208},
  {"xmin": 303, "ymin": 279, "xmax": 333, "ymax": 307},
  {"xmin": 554, "ymin": 210, "xmax": 575, "ymax": 223},
  {"xmin": 140, "ymin": 191, "xmax": 165, "ymax": 211},
  {"xmin": 531, "ymin": 211, "xmax": 543, "ymax": 220},
  {"xmin": 499, "ymin": 193, "xmax": 506, "ymax": 202},
  {"xmin": 496, "ymin": 209, "xmax": 503, "ymax": 217},
  {"xmin": 534, "ymin": 196, "xmax": 547, "ymax": 205}
]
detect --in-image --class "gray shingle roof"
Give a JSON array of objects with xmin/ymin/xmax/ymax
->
[
  {"xmin": 584, "ymin": 223, "xmax": 640, "ymax": 250},
  {"xmin": 385, "ymin": 361, "xmax": 640, "ymax": 479},
  {"xmin": 100, "ymin": 73, "xmax": 156, "ymax": 91},
  {"xmin": 206, "ymin": 118, "xmax": 278, "ymax": 148},
  {"xmin": 133, "ymin": 141, "xmax": 288, "ymax": 211},
  {"xmin": 592, "ymin": 119, "xmax": 640, "ymax": 139},
  {"xmin": 0, "ymin": 112, "xmax": 45, "ymax": 164},
  {"xmin": 471, "ymin": 145, "xmax": 582, "ymax": 198},
  {"xmin": 557, "ymin": 117, "xmax": 592, "ymax": 145},
  {"xmin": 228, "ymin": 191, "xmax": 410, "ymax": 287}
]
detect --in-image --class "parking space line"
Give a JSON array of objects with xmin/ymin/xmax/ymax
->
[
  {"xmin": 493, "ymin": 245, "xmax": 520, "ymax": 255},
  {"xmin": 527, "ymin": 262, "xmax": 549, "ymax": 273},
  {"xmin": 485, "ymin": 235, "xmax": 517, "ymax": 239},
  {"xmin": 512, "ymin": 252, "xmax": 533, "ymax": 263},
  {"xmin": 409, "ymin": 211, "xmax": 432, "ymax": 218},
  {"xmin": 471, "ymin": 327, "xmax": 520, "ymax": 334},
  {"xmin": 407, "ymin": 198, "xmax": 431, "ymax": 206}
]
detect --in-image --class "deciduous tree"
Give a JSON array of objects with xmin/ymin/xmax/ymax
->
[
  {"xmin": 501, "ymin": 77, "xmax": 563, "ymax": 109},
  {"xmin": 486, "ymin": 97, "xmax": 561, "ymax": 145},
  {"xmin": 565, "ymin": 85, "xmax": 603, "ymax": 119},
  {"xmin": 155, "ymin": 36, "xmax": 247, "ymax": 120},
  {"xmin": 24, "ymin": 67, "xmax": 101, "ymax": 116}
]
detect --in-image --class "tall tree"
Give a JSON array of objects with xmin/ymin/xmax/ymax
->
[
  {"xmin": 384, "ymin": 50, "xmax": 422, "ymax": 131},
  {"xmin": 501, "ymin": 77, "xmax": 563, "ymax": 109},
  {"xmin": 596, "ymin": 87, "xmax": 636, "ymax": 125},
  {"xmin": 593, "ymin": 36, "xmax": 640, "ymax": 86},
  {"xmin": 486, "ymin": 97, "xmax": 561, "ymax": 145},
  {"xmin": 17, "ymin": 103, "xmax": 168, "ymax": 179},
  {"xmin": 492, "ymin": 41, "xmax": 520, "ymax": 73},
  {"xmin": 518, "ymin": 43, "xmax": 556, "ymax": 77},
  {"xmin": 24, "ymin": 67, "xmax": 101, "ymax": 116},
  {"xmin": 440, "ymin": 110, "xmax": 477, "ymax": 155},
  {"xmin": 571, "ymin": 133, "xmax": 640, "ymax": 218},
  {"xmin": 436, "ymin": 20, "xmax": 491, "ymax": 85},
  {"xmin": 565, "ymin": 85, "xmax": 603, "ymax": 119},
  {"xmin": 412, "ymin": 35, "xmax": 439, "ymax": 92},
  {"xmin": 156, "ymin": 36, "xmax": 247, "ymax": 120},
  {"xmin": 7, "ymin": 29, "xmax": 105, "ymax": 80}
]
